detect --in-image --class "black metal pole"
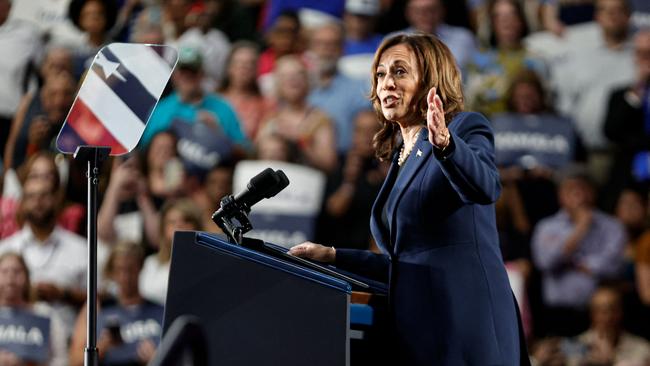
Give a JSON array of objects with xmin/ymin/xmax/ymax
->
[{"xmin": 74, "ymin": 146, "xmax": 110, "ymax": 366}]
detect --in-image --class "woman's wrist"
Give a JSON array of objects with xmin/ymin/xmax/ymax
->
[{"xmin": 435, "ymin": 129, "xmax": 451, "ymax": 151}]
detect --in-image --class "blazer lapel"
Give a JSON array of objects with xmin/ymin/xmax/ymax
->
[
  {"xmin": 385, "ymin": 128, "xmax": 432, "ymax": 254},
  {"xmin": 370, "ymin": 152, "xmax": 399, "ymax": 255}
]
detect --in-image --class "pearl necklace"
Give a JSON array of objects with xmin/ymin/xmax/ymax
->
[
  {"xmin": 398, "ymin": 126, "xmax": 423, "ymax": 166},
  {"xmin": 398, "ymin": 140, "xmax": 415, "ymax": 166}
]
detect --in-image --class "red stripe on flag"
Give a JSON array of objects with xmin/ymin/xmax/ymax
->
[{"xmin": 66, "ymin": 98, "xmax": 127, "ymax": 154}]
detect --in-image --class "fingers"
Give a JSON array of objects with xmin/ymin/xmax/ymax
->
[
  {"xmin": 427, "ymin": 87, "xmax": 436, "ymax": 107},
  {"xmin": 288, "ymin": 242, "xmax": 312, "ymax": 257}
]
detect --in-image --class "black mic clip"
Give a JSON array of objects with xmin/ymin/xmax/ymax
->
[{"xmin": 213, "ymin": 195, "xmax": 253, "ymax": 245}]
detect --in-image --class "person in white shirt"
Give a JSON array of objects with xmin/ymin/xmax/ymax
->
[
  {"xmin": 0, "ymin": 0, "xmax": 42, "ymax": 155},
  {"xmin": 0, "ymin": 252, "xmax": 68, "ymax": 366},
  {"xmin": 0, "ymin": 178, "xmax": 86, "ymax": 336},
  {"xmin": 139, "ymin": 199, "xmax": 203, "ymax": 305}
]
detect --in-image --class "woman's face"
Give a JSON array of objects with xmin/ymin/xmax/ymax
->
[
  {"xmin": 148, "ymin": 133, "xmax": 176, "ymax": 171},
  {"xmin": 111, "ymin": 253, "xmax": 141, "ymax": 297},
  {"xmin": 615, "ymin": 190, "xmax": 646, "ymax": 229},
  {"xmin": 492, "ymin": 0, "xmax": 523, "ymax": 46},
  {"xmin": 276, "ymin": 59, "xmax": 309, "ymax": 103},
  {"xmin": 228, "ymin": 47, "xmax": 258, "ymax": 88},
  {"xmin": 511, "ymin": 82, "xmax": 542, "ymax": 114},
  {"xmin": 375, "ymin": 44, "xmax": 421, "ymax": 124},
  {"xmin": 163, "ymin": 208, "xmax": 198, "ymax": 243},
  {"xmin": 0, "ymin": 256, "xmax": 28, "ymax": 304},
  {"xmin": 80, "ymin": 0, "xmax": 107, "ymax": 35}
]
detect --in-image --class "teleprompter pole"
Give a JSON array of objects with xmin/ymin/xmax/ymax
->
[{"xmin": 74, "ymin": 146, "xmax": 111, "ymax": 366}]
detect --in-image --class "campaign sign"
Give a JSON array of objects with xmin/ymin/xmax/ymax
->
[
  {"xmin": 234, "ymin": 160, "xmax": 326, "ymax": 248},
  {"xmin": 492, "ymin": 113, "xmax": 577, "ymax": 169},
  {"xmin": 56, "ymin": 43, "xmax": 178, "ymax": 156},
  {"xmin": 171, "ymin": 118, "xmax": 234, "ymax": 178},
  {"xmin": 98, "ymin": 300, "xmax": 164, "ymax": 365},
  {"xmin": 0, "ymin": 307, "xmax": 51, "ymax": 363}
]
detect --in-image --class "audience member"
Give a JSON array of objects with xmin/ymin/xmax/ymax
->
[
  {"xmin": 135, "ymin": 0, "xmax": 191, "ymax": 43},
  {"xmin": 0, "ymin": 252, "xmax": 67, "ymax": 366},
  {"xmin": 257, "ymin": 55, "xmax": 337, "ymax": 172},
  {"xmin": 566, "ymin": 286, "xmax": 650, "ymax": 365},
  {"xmin": 258, "ymin": 10, "xmax": 303, "ymax": 79},
  {"xmin": 554, "ymin": 0, "xmax": 635, "ymax": 156},
  {"xmin": 141, "ymin": 45, "xmax": 248, "ymax": 193},
  {"xmin": 494, "ymin": 70, "xmax": 582, "ymax": 256},
  {"xmin": 4, "ymin": 72, "xmax": 76, "ymax": 170},
  {"xmin": 36, "ymin": 45, "xmax": 74, "ymax": 88},
  {"xmin": 529, "ymin": 337, "xmax": 567, "ymax": 366},
  {"xmin": 1, "ymin": 152, "xmax": 85, "ymax": 239},
  {"xmin": 531, "ymin": 169, "xmax": 626, "ymax": 336},
  {"xmin": 306, "ymin": 22, "xmax": 371, "ymax": 155},
  {"xmin": 67, "ymin": 0, "xmax": 119, "ymax": 76},
  {"xmin": 97, "ymin": 154, "xmax": 160, "ymax": 247},
  {"xmin": 219, "ymin": 41, "xmax": 275, "ymax": 140},
  {"xmin": 199, "ymin": 162, "xmax": 234, "ymax": 231},
  {"xmin": 176, "ymin": 2, "xmax": 231, "ymax": 92},
  {"xmin": 0, "ymin": 178, "xmax": 87, "ymax": 337},
  {"xmin": 142, "ymin": 131, "xmax": 185, "ymax": 208},
  {"xmin": 315, "ymin": 109, "xmax": 386, "ymax": 250},
  {"xmin": 397, "ymin": 0, "xmax": 477, "ymax": 69},
  {"xmin": 540, "ymin": 0, "xmax": 596, "ymax": 37},
  {"xmin": 0, "ymin": 0, "xmax": 42, "ymax": 156},
  {"xmin": 207, "ymin": 0, "xmax": 258, "ymax": 42},
  {"xmin": 338, "ymin": 0, "xmax": 383, "ymax": 79},
  {"xmin": 612, "ymin": 187, "xmax": 650, "ymax": 340},
  {"xmin": 70, "ymin": 242, "xmax": 163, "ymax": 366},
  {"xmin": 602, "ymin": 29, "xmax": 650, "ymax": 211},
  {"xmin": 464, "ymin": 0, "xmax": 547, "ymax": 118},
  {"xmin": 139, "ymin": 199, "xmax": 203, "ymax": 305}
]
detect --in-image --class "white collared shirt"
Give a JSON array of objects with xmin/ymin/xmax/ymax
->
[{"xmin": 0, "ymin": 225, "xmax": 87, "ymax": 290}]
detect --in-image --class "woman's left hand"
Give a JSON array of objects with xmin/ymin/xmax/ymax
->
[{"xmin": 426, "ymin": 87, "xmax": 450, "ymax": 149}]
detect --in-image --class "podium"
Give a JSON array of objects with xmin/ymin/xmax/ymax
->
[{"xmin": 162, "ymin": 231, "xmax": 352, "ymax": 366}]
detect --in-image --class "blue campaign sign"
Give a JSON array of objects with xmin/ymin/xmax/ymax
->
[
  {"xmin": 98, "ymin": 300, "xmax": 164, "ymax": 365},
  {"xmin": 56, "ymin": 43, "xmax": 178, "ymax": 156},
  {"xmin": 171, "ymin": 118, "xmax": 234, "ymax": 178},
  {"xmin": 492, "ymin": 113, "xmax": 577, "ymax": 169},
  {"xmin": 234, "ymin": 160, "xmax": 326, "ymax": 248},
  {"xmin": 0, "ymin": 307, "xmax": 51, "ymax": 363}
]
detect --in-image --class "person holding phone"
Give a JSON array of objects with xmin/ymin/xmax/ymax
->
[
  {"xmin": 69, "ymin": 242, "xmax": 163, "ymax": 366},
  {"xmin": 289, "ymin": 33, "xmax": 528, "ymax": 365}
]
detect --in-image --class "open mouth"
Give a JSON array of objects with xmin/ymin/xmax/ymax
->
[{"xmin": 383, "ymin": 95, "xmax": 399, "ymax": 108}]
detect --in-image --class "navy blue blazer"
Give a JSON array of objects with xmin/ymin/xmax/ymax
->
[{"xmin": 336, "ymin": 112, "xmax": 524, "ymax": 365}]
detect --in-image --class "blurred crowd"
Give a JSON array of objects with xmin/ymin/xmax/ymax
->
[{"xmin": 0, "ymin": 0, "xmax": 649, "ymax": 364}]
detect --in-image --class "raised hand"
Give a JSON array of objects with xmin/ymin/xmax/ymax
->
[{"xmin": 426, "ymin": 87, "xmax": 450, "ymax": 149}]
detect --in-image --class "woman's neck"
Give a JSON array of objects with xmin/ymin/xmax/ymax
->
[
  {"xmin": 118, "ymin": 292, "xmax": 143, "ymax": 307},
  {"xmin": 400, "ymin": 123, "xmax": 423, "ymax": 148},
  {"xmin": 88, "ymin": 32, "xmax": 104, "ymax": 48},
  {"xmin": 285, "ymin": 99, "xmax": 306, "ymax": 112},
  {"xmin": 0, "ymin": 296, "xmax": 25, "ymax": 308}
]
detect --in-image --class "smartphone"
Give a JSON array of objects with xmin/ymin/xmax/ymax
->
[
  {"xmin": 105, "ymin": 317, "xmax": 123, "ymax": 344},
  {"xmin": 164, "ymin": 157, "xmax": 184, "ymax": 191}
]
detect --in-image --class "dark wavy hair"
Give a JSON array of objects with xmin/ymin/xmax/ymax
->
[
  {"xmin": 68, "ymin": 0, "xmax": 119, "ymax": 33},
  {"xmin": 370, "ymin": 33, "xmax": 464, "ymax": 161}
]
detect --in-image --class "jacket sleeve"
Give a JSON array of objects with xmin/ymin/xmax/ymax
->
[
  {"xmin": 434, "ymin": 112, "xmax": 501, "ymax": 205},
  {"xmin": 335, "ymin": 248, "xmax": 390, "ymax": 283}
]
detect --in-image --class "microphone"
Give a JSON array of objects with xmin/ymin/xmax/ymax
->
[{"xmin": 212, "ymin": 168, "xmax": 289, "ymax": 222}]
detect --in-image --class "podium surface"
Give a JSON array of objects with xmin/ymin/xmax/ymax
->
[{"xmin": 163, "ymin": 231, "xmax": 351, "ymax": 366}]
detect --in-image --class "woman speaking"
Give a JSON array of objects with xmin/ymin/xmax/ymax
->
[{"xmin": 289, "ymin": 33, "xmax": 528, "ymax": 365}]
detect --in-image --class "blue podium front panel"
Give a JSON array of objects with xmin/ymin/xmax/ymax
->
[{"xmin": 163, "ymin": 231, "xmax": 350, "ymax": 366}]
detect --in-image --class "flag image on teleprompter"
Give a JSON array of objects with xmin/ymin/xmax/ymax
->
[{"xmin": 56, "ymin": 43, "xmax": 178, "ymax": 156}]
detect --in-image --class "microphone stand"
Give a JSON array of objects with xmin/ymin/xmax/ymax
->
[
  {"xmin": 212, "ymin": 195, "xmax": 253, "ymax": 245},
  {"xmin": 74, "ymin": 146, "xmax": 111, "ymax": 366}
]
